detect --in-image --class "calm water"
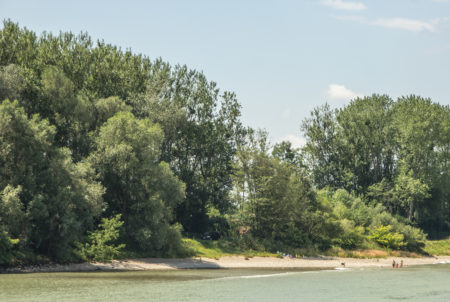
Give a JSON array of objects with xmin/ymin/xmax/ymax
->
[{"xmin": 1, "ymin": 264, "xmax": 449, "ymax": 301}]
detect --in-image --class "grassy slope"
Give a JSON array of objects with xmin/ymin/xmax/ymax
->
[
  {"xmin": 182, "ymin": 239, "xmax": 276, "ymax": 259},
  {"xmin": 423, "ymin": 237, "xmax": 450, "ymax": 256},
  {"xmin": 182, "ymin": 237, "xmax": 450, "ymax": 259}
]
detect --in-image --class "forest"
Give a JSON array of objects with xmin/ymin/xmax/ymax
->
[{"xmin": 0, "ymin": 20, "xmax": 449, "ymax": 265}]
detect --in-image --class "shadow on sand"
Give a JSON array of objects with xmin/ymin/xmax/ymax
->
[
  {"xmin": 1, "ymin": 258, "xmax": 223, "ymax": 274},
  {"xmin": 118, "ymin": 258, "xmax": 223, "ymax": 269}
]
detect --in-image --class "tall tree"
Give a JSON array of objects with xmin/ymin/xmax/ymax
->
[
  {"xmin": 0, "ymin": 100, "xmax": 104, "ymax": 261},
  {"xmin": 233, "ymin": 131, "xmax": 337, "ymax": 248},
  {"xmin": 301, "ymin": 103, "xmax": 346, "ymax": 189},
  {"xmin": 392, "ymin": 96, "xmax": 450, "ymax": 231},
  {"xmin": 336, "ymin": 94, "xmax": 396, "ymax": 193},
  {"xmin": 89, "ymin": 112, "xmax": 185, "ymax": 251},
  {"xmin": 128, "ymin": 66, "xmax": 244, "ymax": 233}
]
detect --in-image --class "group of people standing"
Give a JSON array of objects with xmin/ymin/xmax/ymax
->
[{"xmin": 392, "ymin": 260, "xmax": 403, "ymax": 268}]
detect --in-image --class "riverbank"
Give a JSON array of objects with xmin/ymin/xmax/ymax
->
[{"xmin": 3, "ymin": 255, "xmax": 450, "ymax": 273}]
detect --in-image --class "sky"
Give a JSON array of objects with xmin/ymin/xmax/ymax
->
[{"xmin": 1, "ymin": 0, "xmax": 449, "ymax": 147}]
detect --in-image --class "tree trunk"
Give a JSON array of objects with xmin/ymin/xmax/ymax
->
[{"xmin": 408, "ymin": 201, "xmax": 414, "ymax": 221}]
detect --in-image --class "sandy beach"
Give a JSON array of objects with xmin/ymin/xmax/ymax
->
[{"xmin": 4, "ymin": 255, "xmax": 450, "ymax": 273}]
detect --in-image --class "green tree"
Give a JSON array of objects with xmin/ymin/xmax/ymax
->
[
  {"xmin": 0, "ymin": 100, "xmax": 104, "ymax": 261},
  {"xmin": 368, "ymin": 225, "xmax": 405, "ymax": 250},
  {"xmin": 336, "ymin": 95, "xmax": 396, "ymax": 192},
  {"xmin": 301, "ymin": 104, "xmax": 346, "ymax": 189},
  {"xmin": 93, "ymin": 96, "xmax": 131, "ymax": 129},
  {"xmin": 0, "ymin": 20, "xmax": 38, "ymax": 68},
  {"xmin": 0, "ymin": 229, "xmax": 19, "ymax": 266},
  {"xmin": 0, "ymin": 185, "xmax": 26, "ymax": 239},
  {"xmin": 89, "ymin": 111, "xmax": 185, "ymax": 252},
  {"xmin": 0, "ymin": 64, "xmax": 25, "ymax": 102},
  {"xmin": 80, "ymin": 214, "xmax": 125, "ymax": 262},
  {"xmin": 272, "ymin": 140, "xmax": 304, "ymax": 169},
  {"xmin": 392, "ymin": 96, "xmax": 449, "ymax": 230},
  {"xmin": 233, "ymin": 131, "xmax": 337, "ymax": 249},
  {"xmin": 39, "ymin": 66, "xmax": 93, "ymax": 160},
  {"xmin": 128, "ymin": 67, "xmax": 244, "ymax": 233}
]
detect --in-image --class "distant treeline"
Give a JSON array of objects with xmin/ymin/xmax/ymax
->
[{"xmin": 0, "ymin": 20, "xmax": 449, "ymax": 265}]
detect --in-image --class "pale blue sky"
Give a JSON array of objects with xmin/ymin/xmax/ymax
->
[{"xmin": 1, "ymin": 0, "xmax": 449, "ymax": 147}]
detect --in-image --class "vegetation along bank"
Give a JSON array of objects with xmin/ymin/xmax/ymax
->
[{"xmin": 0, "ymin": 20, "xmax": 449, "ymax": 267}]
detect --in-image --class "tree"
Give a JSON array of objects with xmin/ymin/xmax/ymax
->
[
  {"xmin": 0, "ymin": 185, "xmax": 25, "ymax": 239},
  {"xmin": 233, "ymin": 131, "xmax": 337, "ymax": 249},
  {"xmin": 80, "ymin": 214, "xmax": 125, "ymax": 262},
  {"xmin": 0, "ymin": 229, "xmax": 19, "ymax": 266},
  {"xmin": 272, "ymin": 140, "xmax": 303, "ymax": 169},
  {"xmin": 301, "ymin": 104, "xmax": 346, "ymax": 189},
  {"xmin": 93, "ymin": 96, "xmax": 131, "ymax": 129},
  {"xmin": 369, "ymin": 225, "xmax": 406, "ymax": 250},
  {"xmin": 336, "ymin": 95, "xmax": 396, "ymax": 193},
  {"xmin": 0, "ymin": 100, "xmax": 104, "ymax": 261},
  {"xmin": 39, "ymin": 66, "xmax": 93, "ymax": 160},
  {"xmin": 392, "ymin": 96, "xmax": 449, "ymax": 231},
  {"xmin": 0, "ymin": 20, "xmax": 38, "ymax": 68},
  {"xmin": 89, "ymin": 111, "xmax": 185, "ymax": 252},
  {"xmin": 128, "ymin": 66, "xmax": 244, "ymax": 233},
  {"xmin": 0, "ymin": 64, "xmax": 25, "ymax": 102}
]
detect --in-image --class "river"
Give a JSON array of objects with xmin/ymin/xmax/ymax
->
[{"xmin": 1, "ymin": 264, "xmax": 449, "ymax": 301}]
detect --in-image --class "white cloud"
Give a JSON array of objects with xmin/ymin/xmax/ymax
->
[
  {"xmin": 371, "ymin": 18, "xmax": 436, "ymax": 32},
  {"xmin": 432, "ymin": 17, "xmax": 450, "ymax": 29},
  {"xmin": 277, "ymin": 134, "xmax": 306, "ymax": 149},
  {"xmin": 327, "ymin": 84, "xmax": 363, "ymax": 101},
  {"xmin": 322, "ymin": 0, "xmax": 367, "ymax": 11},
  {"xmin": 334, "ymin": 15, "xmax": 438, "ymax": 32}
]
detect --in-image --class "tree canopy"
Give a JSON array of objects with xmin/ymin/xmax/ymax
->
[{"xmin": 0, "ymin": 20, "xmax": 448, "ymax": 265}]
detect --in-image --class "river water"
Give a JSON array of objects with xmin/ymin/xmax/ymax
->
[{"xmin": 1, "ymin": 264, "xmax": 449, "ymax": 301}]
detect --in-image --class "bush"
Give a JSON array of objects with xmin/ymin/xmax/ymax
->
[
  {"xmin": 371, "ymin": 212, "xmax": 426, "ymax": 251},
  {"xmin": 159, "ymin": 223, "xmax": 186, "ymax": 258},
  {"xmin": 368, "ymin": 225, "xmax": 405, "ymax": 250},
  {"xmin": 332, "ymin": 219, "xmax": 365, "ymax": 249},
  {"xmin": 0, "ymin": 230, "xmax": 19, "ymax": 266},
  {"xmin": 394, "ymin": 224, "xmax": 426, "ymax": 251},
  {"xmin": 80, "ymin": 215, "xmax": 125, "ymax": 262}
]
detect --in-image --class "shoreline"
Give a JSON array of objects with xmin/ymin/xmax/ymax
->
[{"xmin": 3, "ymin": 255, "xmax": 450, "ymax": 273}]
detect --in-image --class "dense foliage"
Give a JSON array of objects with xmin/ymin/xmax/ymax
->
[
  {"xmin": 79, "ymin": 214, "xmax": 125, "ymax": 262},
  {"xmin": 301, "ymin": 96, "xmax": 450, "ymax": 237},
  {"xmin": 0, "ymin": 20, "xmax": 448, "ymax": 265}
]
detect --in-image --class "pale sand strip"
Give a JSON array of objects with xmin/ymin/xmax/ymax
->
[{"xmin": 5, "ymin": 256, "xmax": 450, "ymax": 273}]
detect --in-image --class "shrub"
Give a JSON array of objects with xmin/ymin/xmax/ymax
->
[
  {"xmin": 0, "ymin": 230, "xmax": 19, "ymax": 266},
  {"xmin": 368, "ymin": 225, "xmax": 405, "ymax": 250},
  {"xmin": 159, "ymin": 223, "xmax": 186, "ymax": 258},
  {"xmin": 394, "ymin": 223, "xmax": 426, "ymax": 251},
  {"xmin": 80, "ymin": 215, "xmax": 125, "ymax": 262},
  {"xmin": 371, "ymin": 212, "xmax": 426, "ymax": 251},
  {"xmin": 332, "ymin": 219, "xmax": 365, "ymax": 249}
]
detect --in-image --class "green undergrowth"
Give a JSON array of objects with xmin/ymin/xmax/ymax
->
[
  {"xmin": 179, "ymin": 238, "xmax": 441, "ymax": 260},
  {"xmin": 181, "ymin": 238, "xmax": 276, "ymax": 259},
  {"xmin": 423, "ymin": 237, "xmax": 450, "ymax": 256},
  {"xmin": 323, "ymin": 247, "xmax": 423, "ymax": 259}
]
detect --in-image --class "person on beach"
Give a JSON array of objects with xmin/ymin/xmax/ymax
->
[
  {"xmin": 400, "ymin": 260, "xmax": 403, "ymax": 268},
  {"xmin": 392, "ymin": 260, "xmax": 396, "ymax": 268}
]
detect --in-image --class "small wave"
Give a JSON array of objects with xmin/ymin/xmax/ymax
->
[
  {"xmin": 334, "ymin": 267, "xmax": 350, "ymax": 271},
  {"xmin": 215, "ymin": 272, "xmax": 297, "ymax": 281},
  {"xmin": 213, "ymin": 268, "xmax": 348, "ymax": 281}
]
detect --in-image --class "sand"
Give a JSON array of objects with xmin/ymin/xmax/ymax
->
[{"xmin": 4, "ymin": 255, "xmax": 450, "ymax": 273}]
